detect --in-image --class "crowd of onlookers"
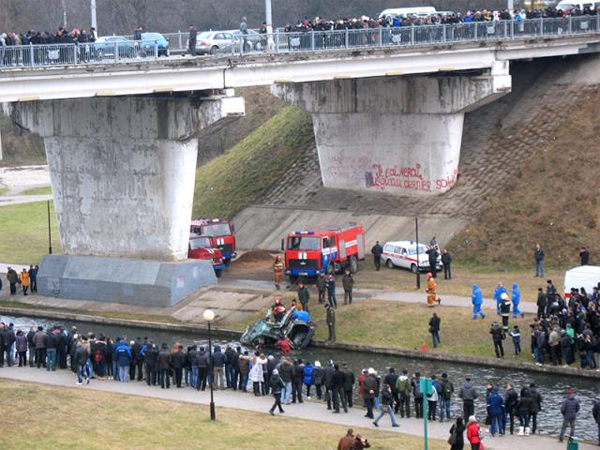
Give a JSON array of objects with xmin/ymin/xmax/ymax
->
[{"xmin": 0, "ymin": 27, "xmax": 96, "ymax": 47}]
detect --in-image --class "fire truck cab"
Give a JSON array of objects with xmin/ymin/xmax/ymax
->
[
  {"xmin": 190, "ymin": 218, "xmax": 236, "ymax": 263},
  {"xmin": 283, "ymin": 224, "xmax": 366, "ymax": 281},
  {"xmin": 188, "ymin": 233, "xmax": 226, "ymax": 278}
]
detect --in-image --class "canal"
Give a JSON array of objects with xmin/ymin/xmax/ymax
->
[{"xmin": 2, "ymin": 314, "xmax": 598, "ymax": 441}]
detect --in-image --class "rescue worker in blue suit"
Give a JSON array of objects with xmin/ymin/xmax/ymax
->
[
  {"xmin": 472, "ymin": 285, "xmax": 486, "ymax": 320},
  {"xmin": 493, "ymin": 282, "xmax": 508, "ymax": 316},
  {"xmin": 511, "ymin": 283, "xmax": 524, "ymax": 318}
]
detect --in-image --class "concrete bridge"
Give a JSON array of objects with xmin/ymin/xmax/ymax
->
[{"xmin": 1, "ymin": 18, "xmax": 599, "ymax": 305}]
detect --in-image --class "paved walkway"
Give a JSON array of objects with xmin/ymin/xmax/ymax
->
[{"xmin": 0, "ymin": 366, "xmax": 592, "ymax": 450}]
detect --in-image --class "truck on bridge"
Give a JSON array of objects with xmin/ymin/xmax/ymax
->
[{"xmin": 283, "ymin": 224, "xmax": 366, "ymax": 281}]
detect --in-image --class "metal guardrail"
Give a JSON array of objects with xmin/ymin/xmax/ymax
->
[{"xmin": 0, "ymin": 16, "xmax": 598, "ymax": 68}]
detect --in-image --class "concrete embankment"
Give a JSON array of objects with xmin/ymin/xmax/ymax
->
[{"xmin": 2, "ymin": 306, "xmax": 599, "ymax": 381}]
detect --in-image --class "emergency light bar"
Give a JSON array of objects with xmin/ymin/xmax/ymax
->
[{"xmin": 294, "ymin": 231, "xmax": 315, "ymax": 235}]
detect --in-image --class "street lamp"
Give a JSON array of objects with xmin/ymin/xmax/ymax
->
[
  {"xmin": 203, "ymin": 309, "xmax": 216, "ymax": 420},
  {"xmin": 265, "ymin": 0, "xmax": 275, "ymax": 50},
  {"xmin": 90, "ymin": 0, "xmax": 98, "ymax": 33}
]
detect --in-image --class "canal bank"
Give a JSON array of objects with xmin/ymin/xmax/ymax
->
[
  {"xmin": 2, "ymin": 310, "xmax": 600, "ymax": 441},
  {"xmin": 2, "ymin": 305, "xmax": 599, "ymax": 380}
]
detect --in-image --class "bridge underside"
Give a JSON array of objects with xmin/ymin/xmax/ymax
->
[
  {"xmin": 10, "ymin": 93, "xmax": 244, "ymax": 306},
  {"xmin": 272, "ymin": 66, "xmax": 511, "ymax": 196}
]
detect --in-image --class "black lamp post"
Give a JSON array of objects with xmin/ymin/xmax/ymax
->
[
  {"xmin": 415, "ymin": 217, "xmax": 420, "ymax": 289},
  {"xmin": 47, "ymin": 200, "xmax": 53, "ymax": 255},
  {"xmin": 203, "ymin": 309, "xmax": 216, "ymax": 420}
]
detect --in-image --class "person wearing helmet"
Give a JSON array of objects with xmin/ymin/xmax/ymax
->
[
  {"xmin": 273, "ymin": 255, "xmax": 285, "ymax": 291},
  {"xmin": 426, "ymin": 273, "xmax": 439, "ymax": 307},
  {"xmin": 500, "ymin": 292, "xmax": 511, "ymax": 332}
]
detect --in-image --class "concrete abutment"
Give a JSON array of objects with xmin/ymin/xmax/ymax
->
[
  {"xmin": 272, "ymin": 64, "xmax": 511, "ymax": 196},
  {"xmin": 11, "ymin": 93, "xmax": 244, "ymax": 306}
]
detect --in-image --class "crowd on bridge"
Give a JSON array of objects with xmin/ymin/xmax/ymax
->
[
  {"xmin": 281, "ymin": 5, "xmax": 600, "ymax": 34},
  {"xmin": 1, "ymin": 320, "xmax": 600, "ymax": 446}
]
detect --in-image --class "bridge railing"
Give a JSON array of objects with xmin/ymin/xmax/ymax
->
[{"xmin": 0, "ymin": 16, "xmax": 598, "ymax": 69}]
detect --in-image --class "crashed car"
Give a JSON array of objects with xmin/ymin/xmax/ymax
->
[{"xmin": 240, "ymin": 308, "xmax": 315, "ymax": 350}]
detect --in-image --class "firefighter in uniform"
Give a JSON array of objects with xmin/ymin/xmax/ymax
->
[
  {"xmin": 273, "ymin": 255, "xmax": 285, "ymax": 290},
  {"xmin": 426, "ymin": 272, "xmax": 438, "ymax": 307}
]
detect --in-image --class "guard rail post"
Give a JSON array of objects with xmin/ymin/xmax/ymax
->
[
  {"xmin": 74, "ymin": 45, "xmax": 78, "ymax": 65},
  {"xmin": 474, "ymin": 22, "xmax": 478, "ymax": 40},
  {"xmin": 275, "ymin": 32, "xmax": 280, "ymax": 53},
  {"xmin": 378, "ymin": 27, "xmax": 383, "ymax": 47},
  {"xmin": 503, "ymin": 20, "xmax": 508, "ymax": 39},
  {"xmin": 569, "ymin": 15, "xmax": 572, "ymax": 34},
  {"xmin": 540, "ymin": 17, "xmax": 544, "ymax": 36},
  {"xmin": 311, "ymin": 30, "xmax": 315, "ymax": 50},
  {"xmin": 597, "ymin": 13, "xmax": 599, "ymax": 32},
  {"xmin": 345, "ymin": 28, "xmax": 349, "ymax": 48},
  {"xmin": 410, "ymin": 24, "xmax": 415, "ymax": 45},
  {"xmin": 29, "ymin": 44, "xmax": 35, "ymax": 67},
  {"xmin": 154, "ymin": 40, "xmax": 159, "ymax": 59},
  {"xmin": 178, "ymin": 31, "xmax": 183, "ymax": 50},
  {"xmin": 511, "ymin": 19, "xmax": 515, "ymax": 39},
  {"xmin": 443, "ymin": 24, "xmax": 447, "ymax": 42},
  {"xmin": 114, "ymin": 42, "xmax": 118, "ymax": 63}
]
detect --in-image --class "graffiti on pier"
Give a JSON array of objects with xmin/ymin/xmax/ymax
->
[{"xmin": 365, "ymin": 164, "xmax": 458, "ymax": 192}]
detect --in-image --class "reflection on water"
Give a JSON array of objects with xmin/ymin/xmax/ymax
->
[{"xmin": 2, "ymin": 314, "xmax": 599, "ymax": 440}]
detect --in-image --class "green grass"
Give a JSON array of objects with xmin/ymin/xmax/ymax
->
[
  {"xmin": 193, "ymin": 106, "xmax": 314, "ymax": 218},
  {"xmin": 20, "ymin": 186, "xmax": 52, "ymax": 196},
  {"xmin": 0, "ymin": 200, "xmax": 60, "ymax": 264},
  {"xmin": 0, "ymin": 379, "xmax": 445, "ymax": 450}
]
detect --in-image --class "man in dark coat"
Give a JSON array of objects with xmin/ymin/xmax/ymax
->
[
  {"xmin": 342, "ymin": 269, "xmax": 354, "ymax": 305},
  {"xmin": 332, "ymin": 364, "xmax": 348, "ymax": 413},
  {"xmin": 504, "ymin": 382, "xmax": 519, "ymax": 435},
  {"xmin": 559, "ymin": 389, "xmax": 580, "ymax": 442},
  {"xmin": 188, "ymin": 25, "xmax": 197, "ymax": 56},
  {"xmin": 580, "ymin": 247, "xmax": 590, "ymax": 265},
  {"xmin": 490, "ymin": 322, "xmax": 505, "ymax": 358},
  {"xmin": 427, "ymin": 245, "xmax": 439, "ymax": 278},
  {"xmin": 268, "ymin": 369, "xmax": 285, "ymax": 415},
  {"xmin": 371, "ymin": 241, "xmax": 383, "ymax": 271},
  {"xmin": 441, "ymin": 249, "xmax": 452, "ymax": 279},
  {"xmin": 297, "ymin": 281, "xmax": 310, "ymax": 312},
  {"xmin": 529, "ymin": 383, "xmax": 543, "ymax": 434},
  {"xmin": 326, "ymin": 303, "xmax": 336, "ymax": 342},
  {"xmin": 342, "ymin": 363, "xmax": 355, "ymax": 408}
]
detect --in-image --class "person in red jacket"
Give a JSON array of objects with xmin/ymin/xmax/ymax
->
[{"xmin": 466, "ymin": 416, "xmax": 484, "ymax": 450}]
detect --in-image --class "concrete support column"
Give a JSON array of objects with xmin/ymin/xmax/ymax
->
[
  {"xmin": 272, "ymin": 67, "xmax": 511, "ymax": 196},
  {"xmin": 11, "ymin": 93, "xmax": 244, "ymax": 306}
]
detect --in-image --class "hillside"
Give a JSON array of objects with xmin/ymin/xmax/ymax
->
[{"xmin": 192, "ymin": 105, "xmax": 314, "ymax": 218}]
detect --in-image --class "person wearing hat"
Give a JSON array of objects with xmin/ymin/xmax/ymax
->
[
  {"xmin": 363, "ymin": 369, "xmax": 378, "ymax": 419},
  {"xmin": 559, "ymin": 389, "xmax": 580, "ymax": 442},
  {"xmin": 371, "ymin": 241, "xmax": 383, "ymax": 271},
  {"xmin": 342, "ymin": 269, "xmax": 354, "ymax": 305},
  {"xmin": 466, "ymin": 416, "xmax": 482, "ymax": 449},
  {"xmin": 272, "ymin": 255, "xmax": 285, "ymax": 291},
  {"xmin": 325, "ymin": 303, "xmax": 336, "ymax": 343},
  {"xmin": 493, "ymin": 282, "xmax": 508, "ymax": 316},
  {"xmin": 268, "ymin": 368, "xmax": 285, "ymax": 415},
  {"xmin": 426, "ymin": 273, "xmax": 438, "ymax": 307}
]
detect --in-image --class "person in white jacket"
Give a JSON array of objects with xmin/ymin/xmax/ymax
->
[{"xmin": 249, "ymin": 353, "xmax": 267, "ymax": 396}]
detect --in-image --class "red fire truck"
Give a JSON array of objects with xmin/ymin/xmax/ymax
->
[
  {"xmin": 188, "ymin": 234, "xmax": 226, "ymax": 278},
  {"xmin": 283, "ymin": 223, "xmax": 366, "ymax": 281},
  {"xmin": 190, "ymin": 218, "xmax": 236, "ymax": 263}
]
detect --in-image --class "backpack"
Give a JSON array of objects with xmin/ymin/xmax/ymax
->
[{"xmin": 94, "ymin": 349, "xmax": 103, "ymax": 363}]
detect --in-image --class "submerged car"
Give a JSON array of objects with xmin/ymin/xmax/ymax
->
[{"xmin": 240, "ymin": 309, "xmax": 314, "ymax": 350}]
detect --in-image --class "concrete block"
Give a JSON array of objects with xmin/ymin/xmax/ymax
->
[{"xmin": 37, "ymin": 255, "xmax": 217, "ymax": 307}]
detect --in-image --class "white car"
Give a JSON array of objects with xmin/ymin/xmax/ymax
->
[{"xmin": 382, "ymin": 240, "xmax": 442, "ymax": 273}]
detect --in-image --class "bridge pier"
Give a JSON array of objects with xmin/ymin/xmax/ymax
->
[
  {"xmin": 272, "ymin": 65, "xmax": 511, "ymax": 196},
  {"xmin": 11, "ymin": 93, "xmax": 244, "ymax": 306}
]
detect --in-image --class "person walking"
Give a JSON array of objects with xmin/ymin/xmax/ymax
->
[
  {"xmin": 325, "ymin": 303, "xmax": 336, "ymax": 343},
  {"xmin": 471, "ymin": 285, "xmax": 485, "ymax": 320},
  {"xmin": 272, "ymin": 255, "xmax": 284, "ymax": 290},
  {"xmin": 371, "ymin": 241, "xmax": 383, "ymax": 271},
  {"xmin": 439, "ymin": 373, "xmax": 454, "ymax": 422},
  {"xmin": 487, "ymin": 387, "xmax": 505, "ymax": 436},
  {"xmin": 188, "ymin": 25, "xmax": 197, "ymax": 56},
  {"xmin": 74, "ymin": 341, "xmax": 90, "ymax": 386},
  {"xmin": 342, "ymin": 269, "xmax": 354, "ymax": 305},
  {"xmin": 534, "ymin": 243, "xmax": 545, "ymax": 277},
  {"xmin": 442, "ymin": 249, "xmax": 452, "ymax": 280},
  {"xmin": 466, "ymin": 416, "xmax": 482, "ymax": 450},
  {"xmin": 362, "ymin": 370, "xmax": 377, "ymax": 419},
  {"xmin": 373, "ymin": 383, "xmax": 399, "ymax": 427},
  {"xmin": 268, "ymin": 369, "xmax": 285, "ymax": 415},
  {"xmin": 297, "ymin": 280, "xmax": 310, "ymax": 312},
  {"xmin": 448, "ymin": 417, "xmax": 466, "ymax": 450},
  {"xmin": 558, "ymin": 389, "xmax": 580, "ymax": 442},
  {"xmin": 426, "ymin": 273, "xmax": 439, "ymax": 307},
  {"xmin": 490, "ymin": 322, "xmax": 505, "ymax": 358},
  {"xmin": 511, "ymin": 283, "xmax": 524, "ymax": 318},
  {"xmin": 326, "ymin": 274, "xmax": 337, "ymax": 309},
  {"xmin": 429, "ymin": 313, "xmax": 441, "ymax": 348},
  {"xmin": 458, "ymin": 377, "xmax": 478, "ymax": 423}
]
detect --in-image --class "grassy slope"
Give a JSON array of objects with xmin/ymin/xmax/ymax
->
[
  {"xmin": 450, "ymin": 87, "xmax": 600, "ymax": 269},
  {"xmin": 0, "ymin": 201, "xmax": 60, "ymax": 264},
  {"xmin": 193, "ymin": 106, "xmax": 314, "ymax": 218},
  {"xmin": 0, "ymin": 379, "xmax": 444, "ymax": 450}
]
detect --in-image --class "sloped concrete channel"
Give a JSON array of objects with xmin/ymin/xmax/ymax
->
[{"xmin": 2, "ymin": 307, "xmax": 599, "ymax": 441}]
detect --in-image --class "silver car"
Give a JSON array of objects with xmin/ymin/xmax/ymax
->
[{"xmin": 195, "ymin": 31, "xmax": 235, "ymax": 55}]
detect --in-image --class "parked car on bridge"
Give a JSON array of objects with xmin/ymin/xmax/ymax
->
[
  {"xmin": 140, "ymin": 32, "xmax": 170, "ymax": 57},
  {"xmin": 195, "ymin": 31, "xmax": 235, "ymax": 54},
  {"xmin": 382, "ymin": 240, "xmax": 442, "ymax": 273},
  {"xmin": 95, "ymin": 36, "xmax": 135, "ymax": 57}
]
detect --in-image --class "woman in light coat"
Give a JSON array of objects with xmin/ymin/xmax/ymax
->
[{"xmin": 249, "ymin": 352, "xmax": 267, "ymax": 396}]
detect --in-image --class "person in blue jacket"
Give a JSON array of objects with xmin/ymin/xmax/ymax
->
[
  {"xmin": 487, "ymin": 386, "xmax": 505, "ymax": 436},
  {"xmin": 493, "ymin": 282, "xmax": 508, "ymax": 316},
  {"xmin": 114, "ymin": 339, "xmax": 132, "ymax": 383},
  {"xmin": 511, "ymin": 283, "xmax": 524, "ymax": 319},
  {"xmin": 472, "ymin": 285, "xmax": 486, "ymax": 320},
  {"xmin": 303, "ymin": 361, "xmax": 314, "ymax": 397}
]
